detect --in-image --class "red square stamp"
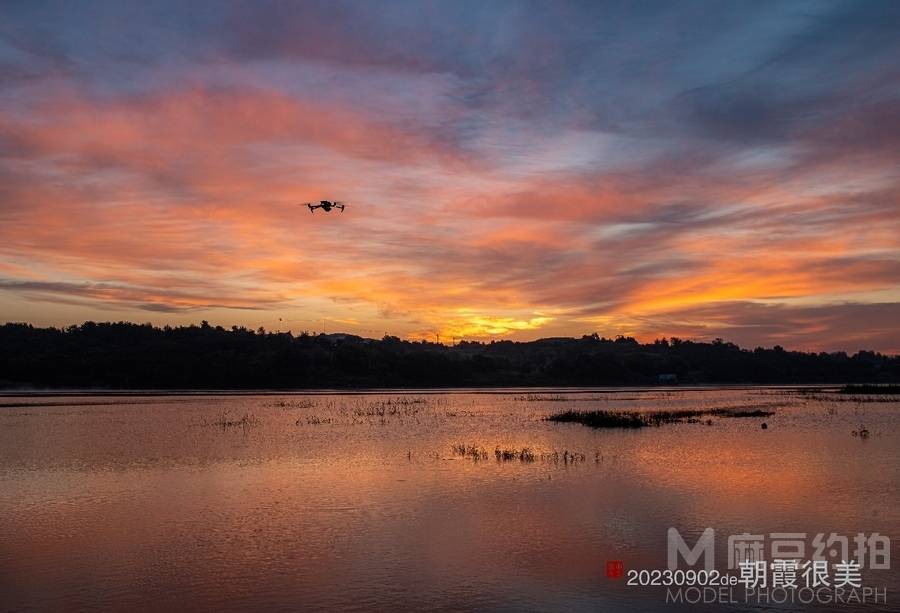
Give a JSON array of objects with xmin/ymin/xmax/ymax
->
[{"xmin": 606, "ymin": 560, "xmax": 624, "ymax": 579}]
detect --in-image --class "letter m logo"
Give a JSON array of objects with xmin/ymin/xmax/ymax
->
[{"xmin": 668, "ymin": 527, "xmax": 715, "ymax": 570}]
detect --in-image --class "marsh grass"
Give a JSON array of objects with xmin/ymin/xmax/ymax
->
[
  {"xmin": 383, "ymin": 397, "xmax": 429, "ymax": 405},
  {"xmin": 352, "ymin": 400, "xmax": 424, "ymax": 418},
  {"xmin": 799, "ymin": 394, "xmax": 898, "ymax": 403},
  {"xmin": 207, "ymin": 411, "xmax": 260, "ymax": 430},
  {"xmin": 291, "ymin": 397, "xmax": 437, "ymax": 426},
  {"xmin": 444, "ymin": 410, "xmax": 477, "ymax": 417},
  {"xmin": 514, "ymin": 394, "xmax": 609, "ymax": 402},
  {"xmin": 271, "ymin": 399, "xmax": 315, "ymax": 409},
  {"xmin": 299, "ymin": 415, "xmax": 333, "ymax": 425},
  {"xmin": 547, "ymin": 410, "xmax": 648, "ymax": 428},
  {"xmin": 494, "ymin": 446, "xmax": 536, "ymax": 462},
  {"xmin": 539, "ymin": 449, "xmax": 586, "ymax": 464},
  {"xmin": 515, "ymin": 394, "xmax": 571, "ymax": 402},
  {"xmin": 451, "ymin": 443, "xmax": 489, "ymax": 461},
  {"xmin": 712, "ymin": 409, "xmax": 775, "ymax": 418},
  {"xmin": 441, "ymin": 442, "xmax": 606, "ymax": 466},
  {"xmin": 450, "ymin": 444, "xmax": 549, "ymax": 463},
  {"xmin": 548, "ymin": 406, "xmax": 775, "ymax": 429}
]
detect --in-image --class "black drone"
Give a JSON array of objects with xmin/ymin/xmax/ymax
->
[{"xmin": 304, "ymin": 200, "xmax": 345, "ymax": 213}]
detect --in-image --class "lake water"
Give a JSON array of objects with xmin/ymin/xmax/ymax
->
[{"xmin": 1, "ymin": 387, "xmax": 898, "ymax": 611}]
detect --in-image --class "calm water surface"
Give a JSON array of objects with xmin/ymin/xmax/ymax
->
[{"xmin": 1, "ymin": 388, "xmax": 898, "ymax": 611}]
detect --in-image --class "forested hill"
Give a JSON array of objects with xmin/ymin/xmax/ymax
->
[{"xmin": 1, "ymin": 321, "xmax": 898, "ymax": 389}]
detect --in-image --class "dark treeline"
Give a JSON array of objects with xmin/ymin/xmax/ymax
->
[{"xmin": 1, "ymin": 321, "xmax": 898, "ymax": 389}]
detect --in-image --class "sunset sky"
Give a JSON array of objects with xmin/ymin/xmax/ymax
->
[{"xmin": 1, "ymin": 1, "xmax": 898, "ymax": 352}]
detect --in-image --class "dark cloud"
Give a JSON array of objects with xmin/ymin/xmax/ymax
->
[
  {"xmin": 634, "ymin": 301, "xmax": 900, "ymax": 354},
  {"xmin": 0, "ymin": 279, "xmax": 282, "ymax": 312}
]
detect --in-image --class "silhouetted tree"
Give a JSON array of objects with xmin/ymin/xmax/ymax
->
[{"xmin": 0, "ymin": 321, "xmax": 897, "ymax": 389}]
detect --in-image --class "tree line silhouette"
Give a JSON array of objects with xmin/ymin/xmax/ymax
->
[{"xmin": 1, "ymin": 321, "xmax": 897, "ymax": 389}]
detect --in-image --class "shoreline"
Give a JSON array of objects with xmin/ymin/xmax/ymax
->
[{"xmin": 0, "ymin": 383, "xmax": 842, "ymax": 398}]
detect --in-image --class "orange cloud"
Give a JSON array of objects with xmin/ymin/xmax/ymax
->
[{"xmin": 1, "ymin": 78, "xmax": 898, "ymax": 351}]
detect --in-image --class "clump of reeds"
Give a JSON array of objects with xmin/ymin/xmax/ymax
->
[
  {"xmin": 646, "ymin": 409, "xmax": 707, "ymax": 424},
  {"xmin": 272, "ymin": 399, "xmax": 314, "ymax": 409},
  {"xmin": 444, "ymin": 410, "xmax": 476, "ymax": 417},
  {"xmin": 547, "ymin": 406, "xmax": 776, "ymax": 429},
  {"xmin": 448, "ymin": 443, "xmax": 596, "ymax": 465},
  {"xmin": 493, "ymin": 446, "xmax": 536, "ymax": 462},
  {"xmin": 451, "ymin": 443, "xmax": 488, "ymax": 461},
  {"xmin": 514, "ymin": 394, "xmax": 570, "ymax": 402},
  {"xmin": 384, "ymin": 397, "xmax": 428, "ymax": 405},
  {"xmin": 353, "ymin": 400, "xmax": 422, "ymax": 418},
  {"xmin": 540, "ymin": 449, "xmax": 586, "ymax": 464},
  {"xmin": 299, "ymin": 415, "xmax": 333, "ymax": 425},
  {"xmin": 514, "ymin": 394, "xmax": 611, "ymax": 402},
  {"xmin": 713, "ymin": 409, "xmax": 775, "ymax": 418},
  {"xmin": 208, "ymin": 411, "xmax": 259, "ymax": 430},
  {"xmin": 546, "ymin": 410, "xmax": 649, "ymax": 428}
]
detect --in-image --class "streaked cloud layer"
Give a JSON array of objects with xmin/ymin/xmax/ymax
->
[{"xmin": 1, "ymin": 0, "xmax": 898, "ymax": 351}]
